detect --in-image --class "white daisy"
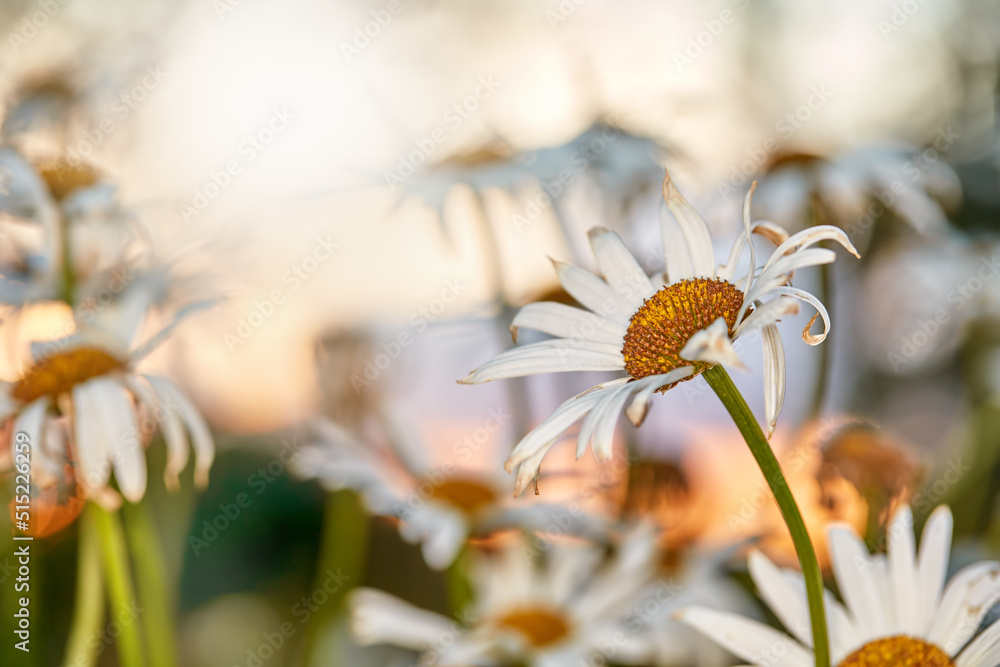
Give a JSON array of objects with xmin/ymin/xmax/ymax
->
[
  {"xmin": 0, "ymin": 308, "xmax": 213, "ymax": 506},
  {"xmin": 350, "ymin": 526, "xmax": 660, "ymax": 667},
  {"xmin": 460, "ymin": 169, "xmax": 859, "ymax": 494},
  {"xmin": 678, "ymin": 504, "xmax": 1000, "ymax": 667},
  {"xmin": 294, "ymin": 416, "xmax": 607, "ymax": 570}
]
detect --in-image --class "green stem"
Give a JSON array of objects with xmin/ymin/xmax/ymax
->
[
  {"xmin": 63, "ymin": 509, "xmax": 105, "ymax": 667},
  {"xmin": 444, "ymin": 546, "xmax": 473, "ymax": 616},
  {"xmin": 300, "ymin": 490, "xmax": 368, "ymax": 667},
  {"xmin": 91, "ymin": 503, "xmax": 145, "ymax": 667},
  {"xmin": 57, "ymin": 210, "xmax": 75, "ymax": 306},
  {"xmin": 123, "ymin": 499, "xmax": 176, "ymax": 667},
  {"xmin": 703, "ymin": 365, "xmax": 830, "ymax": 667}
]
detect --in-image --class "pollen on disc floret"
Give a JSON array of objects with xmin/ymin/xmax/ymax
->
[{"xmin": 622, "ymin": 277, "xmax": 745, "ymax": 388}]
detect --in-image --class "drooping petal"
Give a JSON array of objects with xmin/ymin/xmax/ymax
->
[
  {"xmin": 588, "ymin": 227, "xmax": 656, "ymax": 309},
  {"xmin": 512, "ymin": 447, "xmax": 549, "ymax": 497},
  {"xmin": 760, "ymin": 324, "xmax": 786, "ymax": 438},
  {"xmin": 72, "ymin": 383, "xmax": 111, "ymax": 494},
  {"xmin": 718, "ymin": 221, "xmax": 790, "ymax": 283},
  {"xmin": 577, "ymin": 382, "xmax": 633, "ymax": 462},
  {"xmin": 734, "ymin": 296, "xmax": 800, "ymax": 337},
  {"xmin": 124, "ymin": 375, "xmax": 189, "ymax": 492},
  {"xmin": 769, "ymin": 286, "xmax": 832, "ymax": 345},
  {"xmin": 624, "ymin": 368, "xmax": 695, "ymax": 427},
  {"xmin": 509, "ymin": 301, "xmax": 626, "ymax": 345},
  {"xmin": 661, "ymin": 170, "xmax": 716, "ymax": 280},
  {"xmin": 760, "ymin": 225, "xmax": 859, "ymax": 274},
  {"xmin": 917, "ymin": 506, "xmax": 953, "ymax": 636},
  {"xmin": 460, "ymin": 340, "xmax": 625, "ymax": 384},
  {"xmin": 553, "ymin": 259, "xmax": 633, "ymax": 323},
  {"xmin": 928, "ymin": 561, "xmax": 1000, "ymax": 655},
  {"xmin": 13, "ymin": 396, "xmax": 57, "ymax": 488},
  {"xmin": 739, "ymin": 248, "xmax": 837, "ymax": 321},
  {"xmin": 504, "ymin": 385, "xmax": 612, "ymax": 472},
  {"xmin": 676, "ymin": 607, "xmax": 814, "ymax": 667},
  {"xmin": 144, "ymin": 375, "xmax": 214, "ymax": 488},
  {"xmin": 680, "ymin": 318, "xmax": 747, "ymax": 370},
  {"xmin": 88, "ymin": 378, "xmax": 145, "ymax": 503},
  {"xmin": 740, "ymin": 182, "xmax": 758, "ymax": 296}
]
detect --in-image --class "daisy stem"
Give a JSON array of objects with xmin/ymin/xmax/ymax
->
[
  {"xmin": 91, "ymin": 503, "xmax": 146, "ymax": 667},
  {"xmin": 122, "ymin": 498, "xmax": 177, "ymax": 667},
  {"xmin": 300, "ymin": 489, "xmax": 368, "ymax": 667},
  {"xmin": 445, "ymin": 546, "xmax": 474, "ymax": 617},
  {"xmin": 63, "ymin": 507, "xmax": 106, "ymax": 667},
  {"xmin": 703, "ymin": 365, "xmax": 831, "ymax": 667}
]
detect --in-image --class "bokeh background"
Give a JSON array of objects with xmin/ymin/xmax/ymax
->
[{"xmin": 2, "ymin": 0, "xmax": 1000, "ymax": 665}]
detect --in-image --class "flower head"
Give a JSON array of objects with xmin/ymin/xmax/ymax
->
[
  {"xmin": 1, "ymin": 308, "xmax": 214, "ymax": 509},
  {"xmin": 677, "ymin": 505, "xmax": 1000, "ymax": 666},
  {"xmin": 461, "ymin": 169, "xmax": 859, "ymax": 494}
]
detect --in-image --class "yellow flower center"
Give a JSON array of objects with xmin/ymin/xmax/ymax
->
[
  {"xmin": 495, "ymin": 608, "xmax": 571, "ymax": 647},
  {"xmin": 622, "ymin": 278, "xmax": 744, "ymax": 389},
  {"xmin": 427, "ymin": 478, "xmax": 497, "ymax": 514},
  {"xmin": 39, "ymin": 161, "xmax": 100, "ymax": 200},
  {"xmin": 837, "ymin": 637, "xmax": 954, "ymax": 667},
  {"xmin": 13, "ymin": 347, "xmax": 124, "ymax": 403}
]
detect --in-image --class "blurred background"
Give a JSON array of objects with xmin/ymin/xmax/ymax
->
[{"xmin": 2, "ymin": 0, "xmax": 1000, "ymax": 665}]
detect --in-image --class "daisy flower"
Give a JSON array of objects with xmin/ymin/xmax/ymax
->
[
  {"xmin": 1, "ymin": 306, "xmax": 213, "ymax": 507},
  {"xmin": 350, "ymin": 527, "xmax": 660, "ymax": 667},
  {"xmin": 293, "ymin": 417, "xmax": 607, "ymax": 570},
  {"xmin": 678, "ymin": 505, "xmax": 1000, "ymax": 666},
  {"xmin": 460, "ymin": 170, "xmax": 859, "ymax": 494}
]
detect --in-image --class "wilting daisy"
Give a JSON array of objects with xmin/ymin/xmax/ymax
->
[
  {"xmin": 0, "ymin": 305, "xmax": 213, "ymax": 506},
  {"xmin": 294, "ymin": 417, "xmax": 607, "ymax": 570},
  {"xmin": 461, "ymin": 170, "xmax": 858, "ymax": 494},
  {"xmin": 350, "ymin": 527, "xmax": 661, "ymax": 666},
  {"xmin": 678, "ymin": 505, "xmax": 1000, "ymax": 666}
]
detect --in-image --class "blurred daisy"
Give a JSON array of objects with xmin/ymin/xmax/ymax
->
[
  {"xmin": 0, "ymin": 306, "xmax": 213, "ymax": 507},
  {"xmin": 0, "ymin": 148, "xmax": 149, "ymax": 307},
  {"xmin": 752, "ymin": 146, "xmax": 961, "ymax": 248},
  {"xmin": 461, "ymin": 170, "xmax": 858, "ymax": 494},
  {"xmin": 679, "ymin": 505, "xmax": 1000, "ymax": 666},
  {"xmin": 294, "ymin": 417, "xmax": 606, "ymax": 570},
  {"xmin": 350, "ymin": 527, "xmax": 661, "ymax": 666}
]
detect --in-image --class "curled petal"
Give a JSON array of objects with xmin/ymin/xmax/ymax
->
[{"xmin": 680, "ymin": 318, "xmax": 747, "ymax": 370}]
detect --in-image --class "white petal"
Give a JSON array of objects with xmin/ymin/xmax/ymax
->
[
  {"xmin": 460, "ymin": 339, "xmax": 624, "ymax": 384},
  {"xmin": 350, "ymin": 588, "xmax": 452, "ymax": 650},
  {"xmin": 761, "ymin": 224, "xmax": 860, "ymax": 273},
  {"xmin": 124, "ymin": 375, "xmax": 188, "ymax": 491},
  {"xmin": 955, "ymin": 619, "xmax": 1000, "ymax": 666},
  {"xmin": 917, "ymin": 506, "xmax": 954, "ymax": 636},
  {"xmin": 576, "ymin": 382, "xmax": 632, "ymax": 462},
  {"xmin": 676, "ymin": 607, "xmax": 814, "ymax": 666},
  {"xmin": 512, "ymin": 447, "xmax": 548, "ymax": 496},
  {"xmin": 739, "ymin": 182, "xmax": 758, "ymax": 296},
  {"xmin": 718, "ymin": 220, "xmax": 790, "ymax": 283},
  {"xmin": 739, "ymin": 248, "xmax": 837, "ymax": 321},
  {"xmin": 13, "ymin": 397, "xmax": 57, "ymax": 488},
  {"xmin": 588, "ymin": 227, "xmax": 656, "ymax": 309},
  {"xmin": 72, "ymin": 383, "xmax": 111, "ymax": 494},
  {"xmin": 828, "ymin": 524, "xmax": 889, "ymax": 642},
  {"xmin": 624, "ymin": 367, "xmax": 695, "ymax": 426},
  {"xmin": 928, "ymin": 561, "xmax": 1000, "ymax": 655},
  {"xmin": 554, "ymin": 260, "xmax": 633, "ymax": 322},
  {"xmin": 504, "ymin": 386, "xmax": 609, "ymax": 472},
  {"xmin": 419, "ymin": 512, "xmax": 469, "ymax": 571},
  {"xmin": 88, "ymin": 378, "xmax": 145, "ymax": 503},
  {"xmin": 661, "ymin": 170, "xmax": 716, "ymax": 279},
  {"xmin": 660, "ymin": 201, "xmax": 694, "ymax": 282},
  {"xmin": 680, "ymin": 317, "xmax": 747, "ymax": 370},
  {"xmin": 760, "ymin": 324, "xmax": 786, "ymax": 438},
  {"xmin": 782, "ymin": 571, "xmax": 860, "ymax": 663},
  {"xmin": 509, "ymin": 301, "xmax": 626, "ymax": 345},
  {"xmin": 887, "ymin": 506, "xmax": 919, "ymax": 635},
  {"xmin": 748, "ymin": 550, "xmax": 813, "ymax": 648},
  {"xmin": 144, "ymin": 375, "xmax": 214, "ymax": 488},
  {"xmin": 769, "ymin": 286, "xmax": 832, "ymax": 345},
  {"xmin": 734, "ymin": 296, "xmax": 800, "ymax": 337}
]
